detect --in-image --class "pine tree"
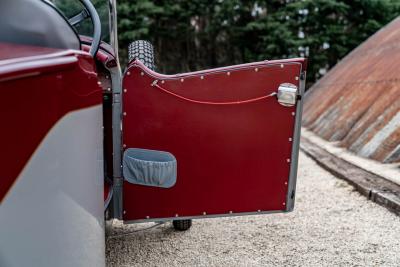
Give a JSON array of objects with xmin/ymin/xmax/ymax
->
[{"xmin": 117, "ymin": 0, "xmax": 400, "ymax": 86}]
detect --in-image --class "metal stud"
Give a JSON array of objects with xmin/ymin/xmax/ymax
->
[
  {"xmin": 140, "ymin": 72, "xmax": 144, "ymax": 76},
  {"xmin": 127, "ymin": 71, "xmax": 131, "ymax": 76},
  {"xmin": 123, "ymin": 210, "xmax": 126, "ymax": 214},
  {"xmin": 161, "ymin": 80, "xmax": 165, "ymax": 84},
  {"xmin": 292, "ymin": 112, "xmax": 296, "ymax": 116},
  {"xmin": 180, "ymin": 78, "xmax": 184, "ymax": 82},
  {"xmin": 203, "ymin": 212, "xmax": 207, "ymax": 215},
  {"xmin": 284, "ymin": 181, "xmax": 288, "ymax": 185},
  {"xmin": 283, "ymin": 202, "xmax": 286, "ymax": 206},
  {"xmin": 257, "ymin": 210, "xmax": 261, "ymax": 213},
  {"xmin": 227, "ymin": 72, "xmax": 231, "ymax": 76},
  {"xmin": 255, "ymin": 68, "xmax": 259, "ymax": 72},
  {"xmin": 123, "ymin": 112, "xmax": 127, "ymax": 116},
  {"xmin": 200, "ymin": 75, "xmax": 204, "ymax": 80},
  {"xmin": 295, "ymin": 76, "xmax": 299, "ymax": 80},
  {"xmin": 123, "ymin": 144, "xmax": 126, "ymax": 148},
  {"xmin": 97, "ymin": 81, "xmax": 102, "ymax": 85},
  {"xmin": 289, "ymin": 137, "xmax": 293, "ymax": 142},
  {"xmin": 175, "ymin": 214, "xmax": 179, "ymax": 217},
  {"xmin": 123, "ymin": 89, "xmax": 127, "ymax": 93},
  {"xmin": 280, "ymin": 64, "xmax": 284, "ymax": 68},
  {"xmin": 287, "ymin": 159, "xmax": 291, "ymax": 163},
  {"xmin": 146, "ymin": 216, "xmax": 150, "ymax": 219},
  {"xmin": 107, "ymin": 88, "xmax": 111, "ymax": 92},
  {"xmin": 229, "ymin": 211, "xmax": 233, "ymax": 214}
]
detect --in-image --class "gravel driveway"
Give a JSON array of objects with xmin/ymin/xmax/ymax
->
[{"xmin": 106, "ymin": 151, "xmax": 400, "ymax": 266}]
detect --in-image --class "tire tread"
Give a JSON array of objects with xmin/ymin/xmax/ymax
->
[{"xmin": 128, "ymin": 40, "xmax": 155, "ymax": 70}]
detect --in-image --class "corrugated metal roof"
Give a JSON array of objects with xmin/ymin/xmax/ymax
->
[{"xmin": 303, "ymin": 17, "xmax": 400, "ymax": 163}]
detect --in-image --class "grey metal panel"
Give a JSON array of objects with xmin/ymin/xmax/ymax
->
[
  {"xmin": 286, "ymin": 70, "xmax": 306, "ymax": 211},
  {"xmin": 0, "ymin": 0, "xmax": 80, "ymax": 50},
  {"xmin": 0, "ymin": 106, "xmax": 105, "ymax": 267},
  {"xmin": 106, "ymin": 0, "xmax": 124, "ymax": 219},
  {"xmin": 109, "ymin": 65, "xmax": 123, "ymax": 219}
]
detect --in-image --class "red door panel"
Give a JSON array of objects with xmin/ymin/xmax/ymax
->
[{"xmin": 122, "ymin": 59, "xmax": 306, "ymax": 221}]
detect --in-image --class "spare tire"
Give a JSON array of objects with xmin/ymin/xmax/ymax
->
[
  {"xmin": 128, "ymin": 40, "xmax": 155, "ymax": 70},
  {"xmin": 173, "ymin": 219, "xmax": 192, "ymax": 231}
]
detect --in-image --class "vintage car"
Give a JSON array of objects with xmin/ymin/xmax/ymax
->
[{"xmin": 0, "ymin": 0, "xmax": 306, "ymax": 266}]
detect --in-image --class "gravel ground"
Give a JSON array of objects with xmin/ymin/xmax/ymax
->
[{"xmin": 106, "ymin": 152, "xmax": 400, "ymax": 266}]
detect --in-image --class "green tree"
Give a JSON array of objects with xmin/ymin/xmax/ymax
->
[{"xmin": 117, "ymin": 0, "xmax": 400, "ymax": 86}]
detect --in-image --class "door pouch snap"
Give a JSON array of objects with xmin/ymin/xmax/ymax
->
[{"xmin": 123, "ymin": 148, "xmax": 177, "ymax": 188}]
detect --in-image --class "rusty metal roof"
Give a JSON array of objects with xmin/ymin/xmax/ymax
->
[{"xmin": 303, "ymin": 17, "xmax": 400, "ymax": 163}]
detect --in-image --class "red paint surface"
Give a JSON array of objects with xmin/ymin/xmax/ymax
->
[
  {"xmin": 82, "ymin": 44, "xmax": 117, "ymax": 68},
  {"xmin": 104, "ymin": 183, "xmax": 111, "ymax": 202},
  {"xmin": 0, "ymin": 42, "xmax": 102, "ymax": 201},
  {"xmin": 0, "ymin": 43, "xmax": 61, "ymax": 61},
  {"xmin": 122, "ymin": 59, "xmax": 304, "ymax": 220}
]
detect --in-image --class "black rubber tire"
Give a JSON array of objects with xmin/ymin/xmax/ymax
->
[
  {"xmin": 173, "ymin": 219, "xmax": 192, "ymax": 231},
  {"xmin": 128, "ymin": 40, "xmax": 155, "ymax": 70}
]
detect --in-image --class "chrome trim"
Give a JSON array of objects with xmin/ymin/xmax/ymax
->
[
  {"xmin": 286, "ymin": 70, "xmax": 306, "ymax": 211},
  {"xmin": 277, "ymin": 83, "xmax": 298, "ymax": 107}
]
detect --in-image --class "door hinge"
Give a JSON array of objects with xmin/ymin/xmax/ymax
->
[
  {"xmin": 113, "ymin": 176, "xmax": 123, "ymax": 187},
  {"xmin": 113, "ymin": 93, "xmax": 121, "ymax": 103}
]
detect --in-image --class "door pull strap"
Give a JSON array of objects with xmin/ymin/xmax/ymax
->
[{"xmin": 150, "ymin": 79, "xmax": 277, "ymax": 105}]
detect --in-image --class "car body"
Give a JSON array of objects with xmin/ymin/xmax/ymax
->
[{"xmin": 0, "ymin": 1, "xmax": 307, "ymax": 266}]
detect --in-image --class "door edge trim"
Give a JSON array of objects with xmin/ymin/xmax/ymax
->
[
  {"xmin": 122, "ymin": 209, "xmax": 285, "ymax": 224},
  {"xmin": 286, "ymin": 69, "xmax": 306, "ymax": 211}
]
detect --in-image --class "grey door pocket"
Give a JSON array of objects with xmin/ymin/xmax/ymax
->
[{"xmin": 123, "ymin": 148, "xmax": 177, "ymax": 188}]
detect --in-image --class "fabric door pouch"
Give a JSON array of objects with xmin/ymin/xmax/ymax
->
[{"xmin": 123, "ymin": 148, "xmax": 177, "ymax": 188}]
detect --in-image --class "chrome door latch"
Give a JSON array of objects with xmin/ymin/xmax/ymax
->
[{"xmin": 277, "ymin": 83, "xmax": 298, "ymax": 107}]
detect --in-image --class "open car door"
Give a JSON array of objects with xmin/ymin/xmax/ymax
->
[{"xmin": 121, "ymin": 58, "xmax": 306, "ymax": 222}]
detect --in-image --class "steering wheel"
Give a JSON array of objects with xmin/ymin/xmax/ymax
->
[{"xmin": 67, "ymin": 0, "xmax": 101, "ymax": 57}]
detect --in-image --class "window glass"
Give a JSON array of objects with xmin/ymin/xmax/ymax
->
[{"xmin": 51, "ymin": 0, "xmax": 110, "ymax": 43}]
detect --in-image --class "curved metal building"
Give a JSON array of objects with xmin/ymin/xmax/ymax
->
[{"xmin": 303, "ymin": 17, "xmax": 400, "ymax": 164}]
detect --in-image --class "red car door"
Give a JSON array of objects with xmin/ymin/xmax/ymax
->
[{"xmin": 121, "ymin": 58, "xmax": 306, "ymax": 222}]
